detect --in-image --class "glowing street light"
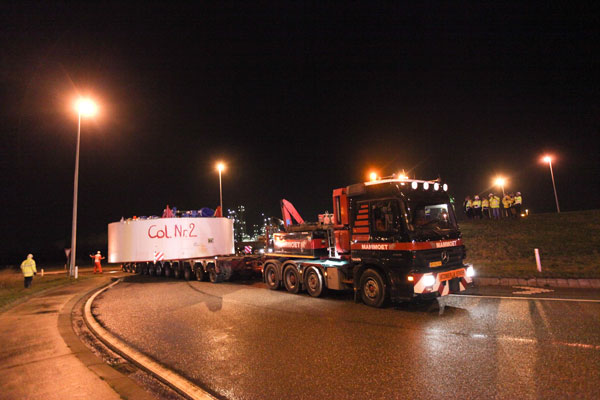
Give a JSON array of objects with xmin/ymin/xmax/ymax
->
[
  {"xmin": 69, "ymin": 97, "xmax": 98, "ymax": 278},
  {"xmin": 542, "ymin": 155, "xmax": 560, "ymax": 213},
  {"xmin": 494, "ymin": 177, "xmax": 506, "ymax": 196},
  {"xmin": 216, "ymin": 162, "xmax": 225, "ymax": 214}
]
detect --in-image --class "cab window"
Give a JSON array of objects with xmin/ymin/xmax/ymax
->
[{"xmin": 371, "ymin": 200, "xmax": 398, "ymax": 236}]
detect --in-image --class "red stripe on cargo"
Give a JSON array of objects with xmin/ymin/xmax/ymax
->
[{"xmin": 353, "ymin": 227, "xmax": 370, "ymax": 234}]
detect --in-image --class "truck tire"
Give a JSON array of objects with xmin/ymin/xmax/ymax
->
[
  {"xmin": 183, "ymin": 267, "xmax": 193, "ymax": 281},
  {"xmin": 155, "ymin": 264, "xmax": 163, "ymax": 276},
  {"xmin": 148, "ymin": 265, "xmax": 155, "ymax": 276},
  {"xmin": 359, "ymin": 269, "xmax": 387, "ymax": 308},
  {"xmin": 264, "ymin": 264, "xmax": 280, "ymax": 290},
  {"xmin": 305, "ymin": 266, "xmax": 326, "ymax": 298},
  {"xmin": 141, "ymin": 265, "xmax": 148, "ymax": 275},
  {"xmin": 164, "ymin": 264, "xmax": 172, "ymax": 278},
  {"xmin": 283, "ymin": 265, "xmax": 301, "ymax": 294},
  {"xmin": 173, "ymin": 266, "xmax": 181, "ymax": 279}
]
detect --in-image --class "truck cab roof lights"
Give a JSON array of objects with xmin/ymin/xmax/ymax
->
[
  {"xmin": 443, "ymin": 184, "xmax": 448, "ymax": 191},
  {"xmin": 434, "ymin": 183, "xmax": 440, "ymax": 191},
  {"xmin": 423, "ymin": 182, "xmax": 430, "ymax": 190},
  {"xmin": 411, "ymin": 181, "xmax": 418, "ymax": 189}
]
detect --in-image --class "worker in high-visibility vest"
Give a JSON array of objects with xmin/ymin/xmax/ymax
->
[
  {"xmin": 464, "ymin": 196, "xmax": 472, "ymax": 219},
  {"xmin": 20, "ymin": 254, "xmax": 37, "ymax": 288},
  {"xmin": 481, "ymin": 196, "xmax": 490, "ymax": 218},
  {"xmin": 502, "ymin": 194, "xmax": 512, "ymax": 218},
  {"xmin": 90, "ymin": 251, "xmax": 105, "ymax": 273},
  {"xmin": 472, "ymin": 195, "xmax": 482, "ymax": 219},
  {"xmin": 514, "ymin": 192, "xmax": 523, "ymax": 217},
  {"xmin": 489, "ymin": 193, "xmax": 501, "ymax": 219}
]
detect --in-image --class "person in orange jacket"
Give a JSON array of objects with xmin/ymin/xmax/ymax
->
[{"xmin": 90, "ymin": 251, "xmax": 105, "ymax": 273}]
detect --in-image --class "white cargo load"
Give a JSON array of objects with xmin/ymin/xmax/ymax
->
[{"xmin": 108, "ymin": 217, "xmax": 234, "ymax": 263}]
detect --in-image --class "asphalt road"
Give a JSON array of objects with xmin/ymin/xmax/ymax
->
[{"xmin": 93, "ymin": 276, "xmax": 600, "ymax": 399}]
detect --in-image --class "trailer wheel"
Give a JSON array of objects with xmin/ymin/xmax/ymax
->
[
  {"xmin": 148, "ymin": 265, "xmax": 155, "ymax": 276},
  {"xmin": 173, "ymin": 266, "xmax": 181, "ymax": 279},
  {"xmin": 155, "ymin": 264, "xmax": 163, "ymax": 276},
  {"xmin": 264, "ymin": 264, "xmax": 280, "ymax": 290},
  {"xmin": 164, "ymin": 264, "xmax": 172, "ymax": 278},
  {"xmin": 305, "ymin": 267, "xmax": 326, "ymax": 298},
  {"xmin": 195, "ymin": 265, "xmax": 206, "ymax": 281},
  {"xmin": 359, "ymin": 269, "xmax": 387, "ymax": 308},
  {"xmin": 283, "ymin": 265, "xmax": 301, "ymax": 294},
  {"xmin": 183, "ymin": 267, "xmax": 193, "ymax": 281}
]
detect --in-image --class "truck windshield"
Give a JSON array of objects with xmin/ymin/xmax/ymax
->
[{"xmin": 405, "ymin": 198, "xmax": 458, "ymax": 236}]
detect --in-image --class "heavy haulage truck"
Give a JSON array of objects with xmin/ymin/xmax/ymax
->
[{"xmin": 108, "ymin": 177, "xmax": 474, "ymax": 307}]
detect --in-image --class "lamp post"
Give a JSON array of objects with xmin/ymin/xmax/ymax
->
[
  {"xmin": 543, "ymin": 155, "xmax": 560, "ymax": 213},
  {"xmin": 494, "ymin": 177, "xmax": 506, "ymax": 197},
  {"xmin": 69, "ymin": 98, "xmax": 97, "ymax": 277},
  {"xmin": 216, "ymin": 162, "xmax": 225, "ymax": 214}
]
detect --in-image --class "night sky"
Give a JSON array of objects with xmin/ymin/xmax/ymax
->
[{"xmin": 1, "ymin": 1, "xmax": 598, "ymax": 264}]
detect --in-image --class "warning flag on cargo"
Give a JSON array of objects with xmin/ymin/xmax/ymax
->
[
  {"xmin": 162, "ymin": 205, "xmax": 174, "ymax": 218},
  {"xmin": 214, "ymin": 206, "xmax": 222, "ymax": 217}
]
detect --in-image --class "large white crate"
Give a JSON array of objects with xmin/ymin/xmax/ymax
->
[{"xmin": 108, "ymin": 217, "xmax": 234, "ymax": 263}]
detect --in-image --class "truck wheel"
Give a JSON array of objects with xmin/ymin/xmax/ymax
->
[
  {"xmin": 164, "ymin": 265, "xmax": 172, "ymax": 278},
  {"xmin": 208, "ymin": 267, "xmax": 223, "ymax": 283},
  {"xmin": 183, "ymin": 267, "xmax": 193, "ymax": 281},
  {"xmin": 141, "ymin": 265, "xmax": 147, "ymax": 275},
  {"xmin": 195, "ymin": 266, "xmax": 206, "ymax": 281},
  {"xmin": 173, "ymin": 266, "xmax": 181, "ymax": 279},
  {"xmin": 283, "ymin": 266, "xmax": 301, "ymax": 294},
  {"xmin": 264, "ymin": 264, "xmax": 280, "ymax": 290},
  {"xmin": 305, "ymin": 267, "xmax": 326, "ymax": 298},
  {"xmin": 360, "ymin": 269, "xmax": 387, "ymax": 308},
  {"xmin": 148, "ymin": 265, "xmax": 155, "ymax": 276},
  {"xmin": 155, "ymin": 264, "xmax": 163, "ymax": 276}
]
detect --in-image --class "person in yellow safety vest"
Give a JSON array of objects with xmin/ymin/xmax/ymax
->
[
  {"xmin": 472, "ymin": 195, "xmax": 482, "ymax": 219},
  {"xmin": 481, "ymin": 196, "xmax": 490, "ymax": 218},
  {"xmin": 20, "ymin": 254, "xmax": 37, "ymax": 288},
  {"xmin": 489, "ymin": 193, "xmax": 501, "ymax": 219},
  {"xmin": 513, "ymin": 192, "xmax": 523, "ymax": 217},
  {"xmin": 464, "ymin": 196, "xmax": 473, "ymax": 219},
  {"xmin": 502, "ymin": 193, "xmax": 512, "ymax": 218}
]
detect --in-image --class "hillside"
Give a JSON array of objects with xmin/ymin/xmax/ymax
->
[{"xmin": 459, "ymin": 210, "xmax": 600, "ymax": 278}]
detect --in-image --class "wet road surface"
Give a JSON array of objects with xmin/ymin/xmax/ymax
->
[{"xmin": 93, "ymin": 276, "xmax": 600, "ymax": 399}]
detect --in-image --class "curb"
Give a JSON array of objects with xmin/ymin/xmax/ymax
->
[
  {"xmin": 58, "ymin": 277, "xmax": 157, "ymax": 400},
  {"xmin": 474, "ymin": 277, "xmax": 600, "ymax": 288},
  {"xmin": 84, "ymin": 278, "xmax": 217, "ymax": 400}
]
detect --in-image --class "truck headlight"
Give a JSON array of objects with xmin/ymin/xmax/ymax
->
[
  {"xmin": 466, "ymin": 265, "xmax": 475, "ymax": 278},
  {"xmin": 423, "ymin": 274, "xmax": 435, "ymax": 287}
]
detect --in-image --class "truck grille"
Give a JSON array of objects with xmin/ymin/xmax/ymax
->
[{"xmin": 417, "ymin": 247, "xmax": 463, "ymax": 269}]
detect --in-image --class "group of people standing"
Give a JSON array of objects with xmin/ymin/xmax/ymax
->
[{"xmin": 463, "ymin": 192, "xmax": 523, "ymax": 220}]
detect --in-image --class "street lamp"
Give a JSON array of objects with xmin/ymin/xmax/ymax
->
[
  {"xmin": 216, "ymin": 162, "xmax": 225, "ymax": 214},
  {"xmin": 494, "ymin": 177, "xmax": 506, "ymax": 196},
  {"xmin": 70, "ymin": 98, "xmax": 97, "ymax": 277},
  {"xmin": 542, "ymin": 155, "xmax": 560, "ymax": 213}
]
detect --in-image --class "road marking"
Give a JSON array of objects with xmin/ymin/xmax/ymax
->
[
  {"xmin": 469, "ymin": 333, "xmax": 600, "ymax": 350},
  {"xmin": 512, "ymin": 285, "xmax": 554, "ymax": 295},
  {"xmin": 450, "ymin": 294, "xmax": 600, "ymax": 303}
]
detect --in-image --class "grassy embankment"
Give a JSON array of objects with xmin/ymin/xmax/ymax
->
[
  {"xmin": 459, "ymin": 209, "xmax": 600, "ymax": 278},
  {"xmin": 0, "ymin": 268, "xmax": 92, "ymax": 311}
]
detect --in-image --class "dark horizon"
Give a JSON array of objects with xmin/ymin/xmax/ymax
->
[{"xmin": 1, "ymin": 1, "xmax": 598, "ymax": 265}]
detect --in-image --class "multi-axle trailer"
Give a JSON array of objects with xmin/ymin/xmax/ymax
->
[{"xmin": 109, "ymin": 177, "xmax": 474, "ymax": 307}]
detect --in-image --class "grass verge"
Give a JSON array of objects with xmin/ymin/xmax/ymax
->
[
  {"xmin": 460, "ymin": 209, "xmax": 600, "ymax": 278},
  {"xmin": 0, "ymin": 269, "xmax": 92, "ymax": 311}
]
